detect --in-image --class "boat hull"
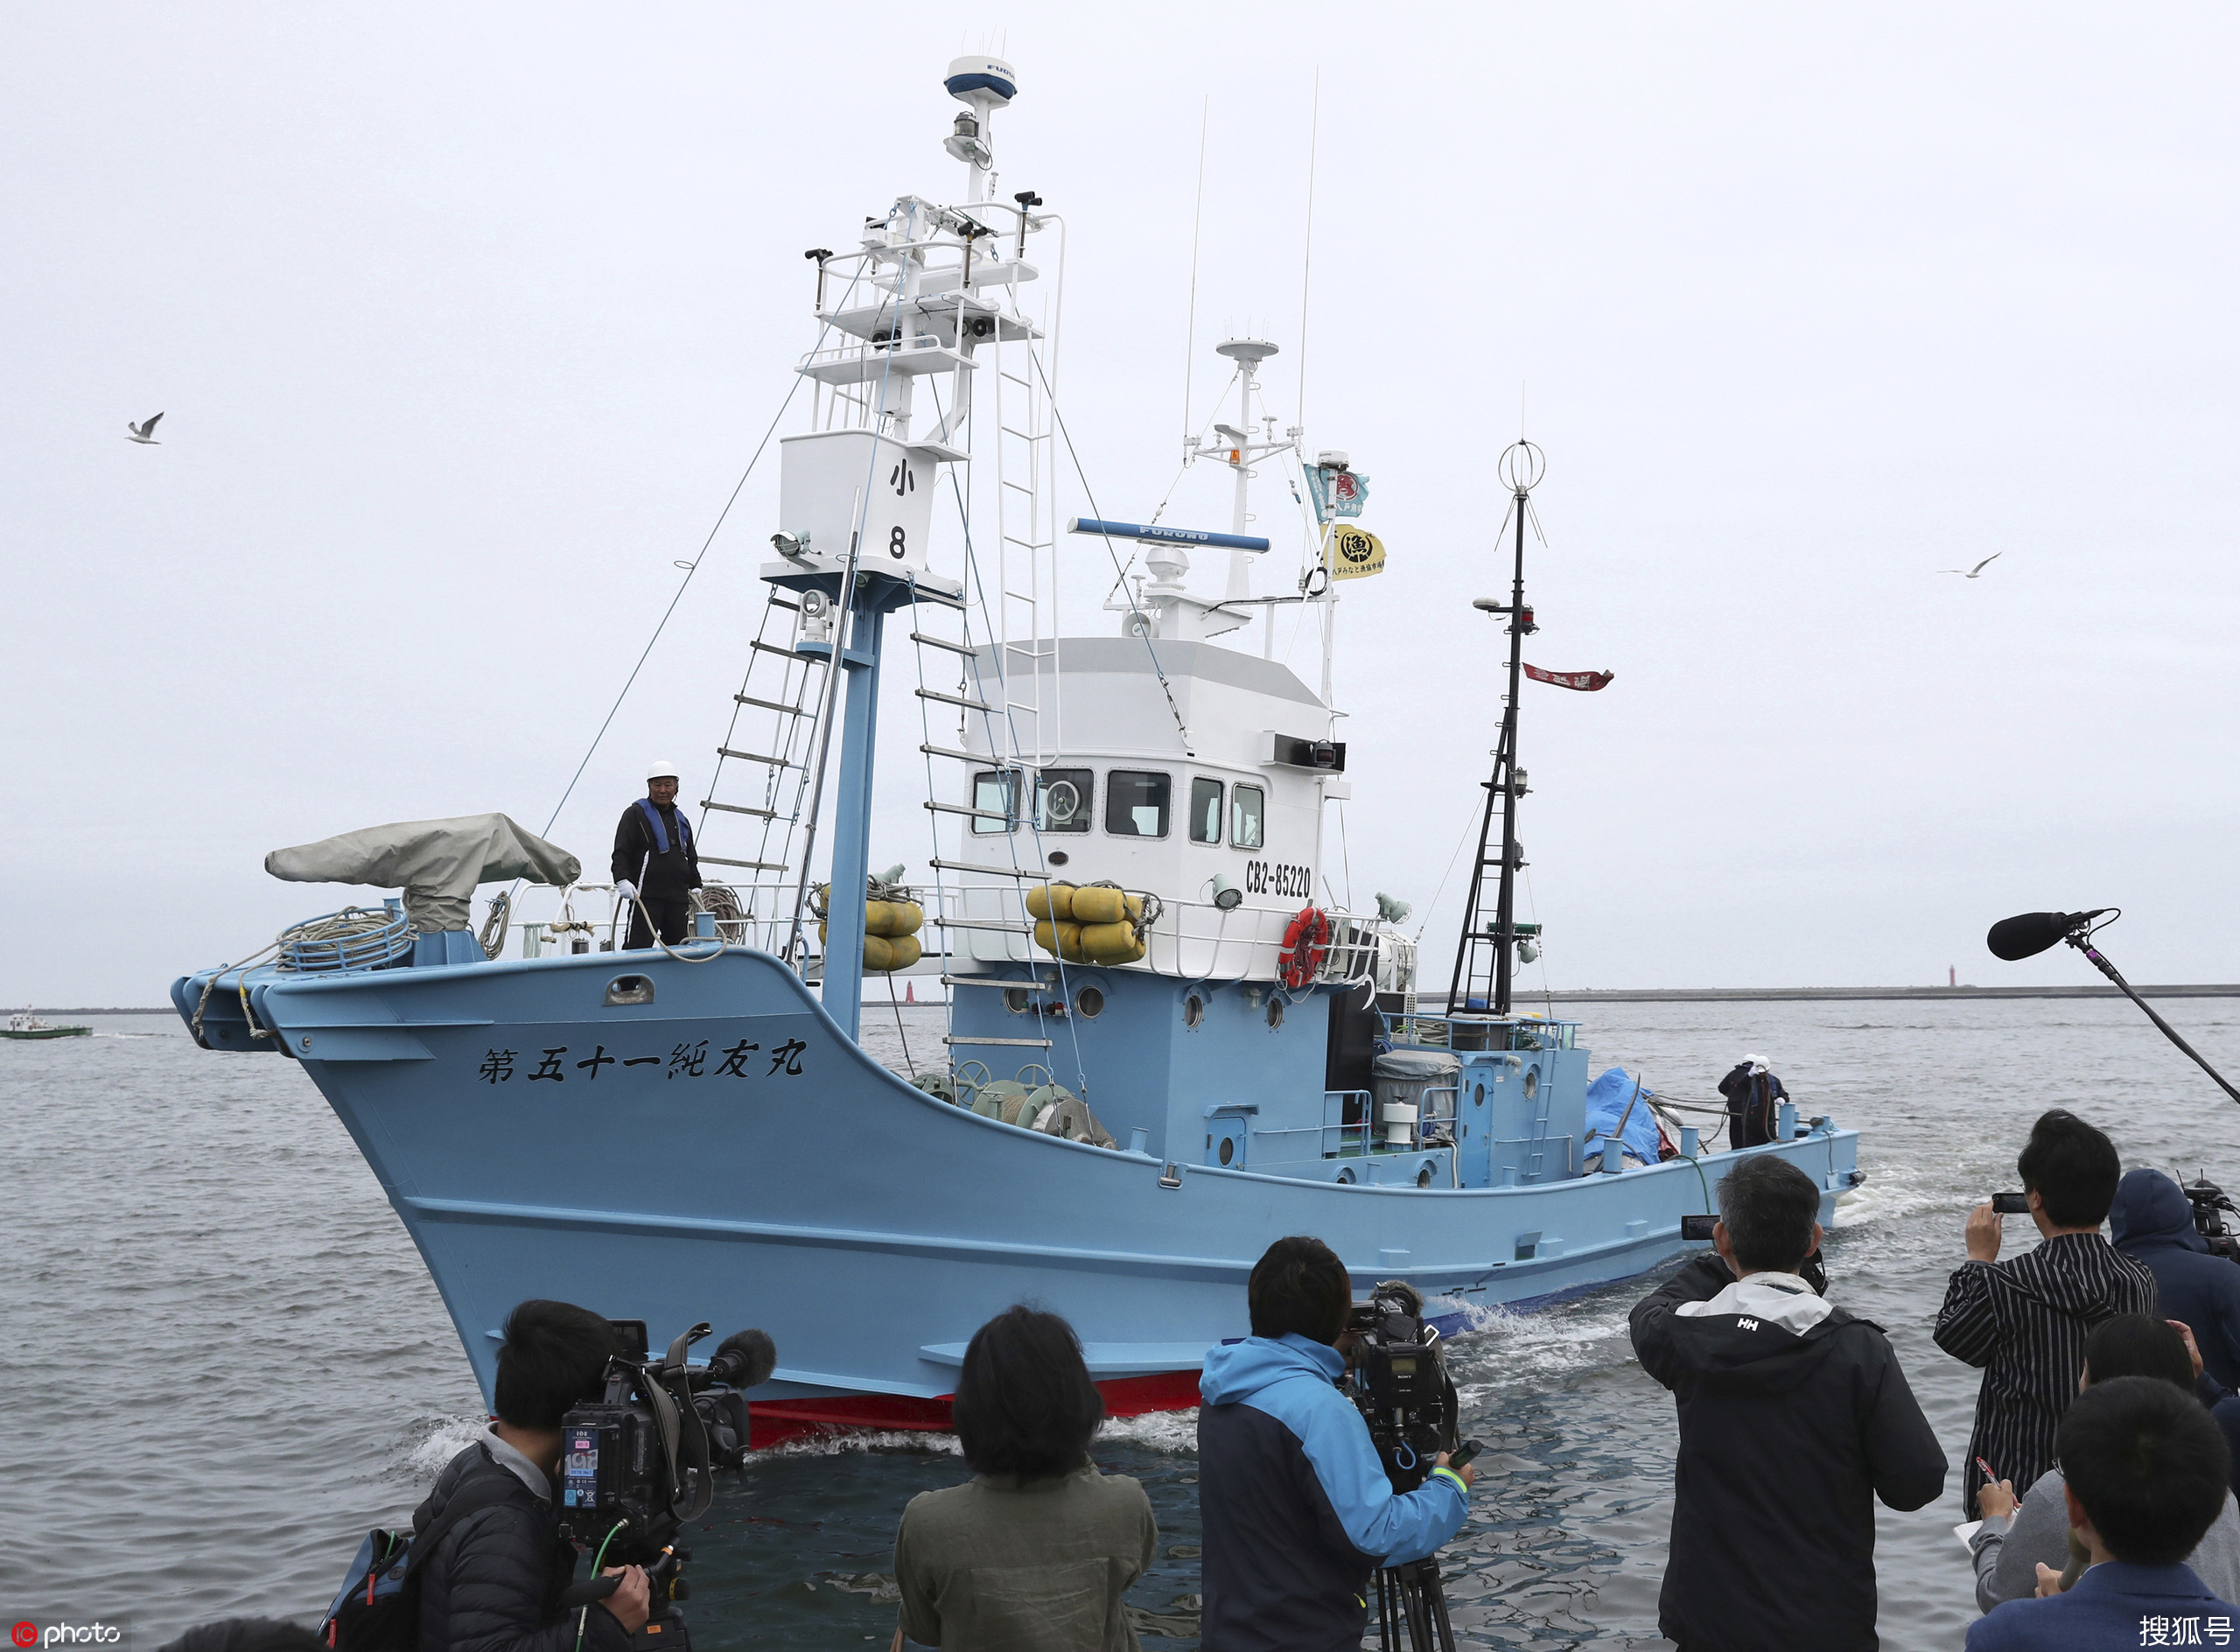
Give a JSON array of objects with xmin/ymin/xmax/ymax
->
[
  {"xmin": 3, "ymin": 1026, "xmax": 91, "ymax": 1040},
  {"xmin": 179, "ymin": 947, "xmax": 1857, "ymax": 1438}
]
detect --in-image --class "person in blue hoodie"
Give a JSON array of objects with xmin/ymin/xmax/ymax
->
[
  {"xmin": 2110, "ymin": 1166, "xmax": 2240, "ymax": 1390},
  {"xmin": 1197, "ymin": 1236, "xmax": 1474, "ymax": 1652}
]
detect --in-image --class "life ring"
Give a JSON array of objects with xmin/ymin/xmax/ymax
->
[{"xmin": 1280, "ymin": 906, "xmax": 1332, "ymax": 990}]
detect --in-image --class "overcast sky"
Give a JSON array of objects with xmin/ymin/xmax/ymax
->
[{"xmin": 4, "ymin": 4, "xmax": 2236, "ymax": 1005}]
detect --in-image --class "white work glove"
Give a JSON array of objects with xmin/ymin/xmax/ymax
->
[{"xmin": 616, "ymin": 880, "xmax": 638, "ymax": 903}]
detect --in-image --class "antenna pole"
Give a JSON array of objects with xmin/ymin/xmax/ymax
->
[{"xmin": 1491, "ymin": 480, "xmax": 1527, "ymax": 1018}]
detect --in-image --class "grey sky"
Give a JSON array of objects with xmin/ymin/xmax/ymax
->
[{"xmin": 4, "ymin": 4, "xmax": 2235, "ymax": 1005}]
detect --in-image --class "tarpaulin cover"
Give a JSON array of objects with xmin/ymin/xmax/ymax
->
[
  {"xmin": 1583, "ymin": 1066, "xmax": 1662, "ymax": 1163},
  {"xmin": 265, "ymin": 813, "xmax": 580, "ymax": 934}
]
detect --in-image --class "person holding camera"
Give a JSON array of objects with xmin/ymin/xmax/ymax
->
[
  {"xmin": 1196, "ymin": 1236, "xmax": 1474, "ymax": 1652},
  {"xmin": 2111, "ymin": 1166, "xmax": 2240, "ymax": 1388},
  {"xmin": 1935, "ymin": 1110, "xmax": 2157, "ymax": 1517},
  {"xmin": 1629, "ymin": 1154, "xmax": 1944, "ymax": 1652},
  {"xmin": 892, "ymin": 1305, "xmax": 1157, "ymax": 1651},
  {"xmin": 1966, "ymin": 1376, "xmax": 2240, "ymax": 1649},
  {"xmin": 414, "ymin": 1300, "xmax": 649, "ymax": 1652}
]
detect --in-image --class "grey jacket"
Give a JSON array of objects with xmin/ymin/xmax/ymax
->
[{"xmin": 1970, "ymin": 1469, "xmax": 2240, "ymax": 1611}]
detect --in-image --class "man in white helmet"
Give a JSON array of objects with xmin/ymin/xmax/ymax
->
[{"xmin": 611, "ymin": 762, "xmax": 703, "ymax": 949}]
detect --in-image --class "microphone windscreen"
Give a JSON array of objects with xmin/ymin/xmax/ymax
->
[
  {"xmin": 1987, "ymin": 912, "xmax": 2076, "ymax": 962},
  {"xmin": 715, "ymin": 1327, "xmax": 776, "ymax": 1389}
]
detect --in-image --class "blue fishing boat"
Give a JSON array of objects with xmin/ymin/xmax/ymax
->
[{"xmin": 172, "ymin": 56, "xmax": 1861, "ymax": 1443}]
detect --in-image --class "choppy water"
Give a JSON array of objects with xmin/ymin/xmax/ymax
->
[{"xmin": 6, "ymin": 999, "xmax": 2238, "ymax": 1648}]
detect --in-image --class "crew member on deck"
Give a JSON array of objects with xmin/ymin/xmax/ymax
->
[{"xmin": 612, "ymin": 761, "xmax": 702, "ymax": 949}]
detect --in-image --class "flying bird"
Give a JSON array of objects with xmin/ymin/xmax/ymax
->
[
  {"xmin": 1940, "ymin": 553, "xmax": 2001, "ymax": 578},
  {"xmin": 126, "ymin": 413, "xmax": 164, "ymax": 444}
]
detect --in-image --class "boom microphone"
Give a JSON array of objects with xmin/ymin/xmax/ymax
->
[
  {"xmin": 700, "ymin": 1327, "xmax": 776, "ymax": 1390},
  {"xmin": 1986, "ymin": 910, "xmax": 2110, "ymax": 962}
]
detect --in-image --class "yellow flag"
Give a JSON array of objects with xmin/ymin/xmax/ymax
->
[{"xmin": 1326, "ymin": 526, "xmax": 1386, "ymax": 580}]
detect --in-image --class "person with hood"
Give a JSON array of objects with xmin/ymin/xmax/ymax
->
[
  {"xmin": 2110, "ymin": 1166, "xmax": 2240, "ymax": 1389},
  {"xmin": 1935, "ymin": 1110, "xmax": 2156, "ymax": 1516},
  {"xmin": 1196, "ymin": 1236, "xmax": 1474, "ymax": 1652},
  {"xmin": 1630, "ymin": 1154, "xmax": 1944, "ymax": 1652}
]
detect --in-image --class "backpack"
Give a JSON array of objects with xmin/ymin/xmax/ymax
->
[{"xmin": 318, "ymin": 1464, "xmax": 531, "ymax": 1650}]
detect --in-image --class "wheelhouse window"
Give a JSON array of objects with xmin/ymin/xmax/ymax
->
[
  {"xmin": 1032, "ymin": 768, "xmax": 1093, "ymax": 834},
  {"xmin": 971, "ymin": 769, "xmax": 1018, "ymax": 835},
  {"xmin": 1231, "ymin": 783, "xmax": 1265, "ymax": 850},
  {"xmin": 1188, "ymin": 777, "xmax": 1223, "ymax": 844},
  {"xmin": 1105, "ymin": 770, "xmax": 1172, "ymax": 838}
]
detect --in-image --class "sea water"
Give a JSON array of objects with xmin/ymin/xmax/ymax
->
[{"xmin": 5, "ymin": 998, "xmax": 2236, "ymax": 1648}]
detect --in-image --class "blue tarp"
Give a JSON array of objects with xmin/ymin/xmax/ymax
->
[{"xmin": 1583, "ymin": 1067, "xmax": 1662, "ymax": 1163}]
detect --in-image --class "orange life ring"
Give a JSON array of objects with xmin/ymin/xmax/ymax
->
[{"xmin": 1279, "ymin": 906, "xmax": 1332, "ymax": 990}]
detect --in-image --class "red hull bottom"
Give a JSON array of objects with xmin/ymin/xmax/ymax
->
[{"xmin": 746, "ymin": 1369, "xmax": 1202, "ymax": 1450}]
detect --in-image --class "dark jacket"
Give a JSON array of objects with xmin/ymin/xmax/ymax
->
[
  {"xmin": 1196, "ymin": 1334, "xmax": 1469, "ymax": 1652},
  {"xmin": 414, "ymin": 1442, "xmax": 627, "ymax": 1652},
  {"xmin": 1934, "ymin": 1232, "xmax": 2157, "ymax": 1514},
  {"xmin": 610, "ymin": 800, "xmax": 701, "ymax": 900},
  {"xmin": 1630, "ymin": 1255, "xmax": 1946, "ymax": 1652},
  {"xmin": 1716, "ymin": 1063, "xmax": 1785, "ymax": 1148},
  {"xmin": 1967, "ymin": 1560, "xmax": 2240, "ymax": 1650},
  {"xmin": 2110, "ymin": 1167, "xmax": 2240, "ymax": 1389}
]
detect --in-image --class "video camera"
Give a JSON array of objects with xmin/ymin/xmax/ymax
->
[
  {"xmin": 2186, "ymin": 1179, "xmax": 2240, "ymax": 1264},
  {"xmin": 555, "ymin": 1320, "xmax": 775, "ymax": 1647},
  {"xmin": 1342, "ymin": 1281, "xmax": 1460, "ymax": 1494}
]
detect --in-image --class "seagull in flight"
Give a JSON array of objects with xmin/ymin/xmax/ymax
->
[
  {"xmin": 126, "ymin": 412, "xmax": 164, "ymax": 444},
  {"xmin": 1941, "ymin": 552, "xmax": 2001, "ymax": 578}
]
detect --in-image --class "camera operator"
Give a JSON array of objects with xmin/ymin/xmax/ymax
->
[
  {"xmin": 1630, "ymin": 1155, "xmax": 1944, "ymax": 1652},
  {"xmin": 1197, "ymin": 1236, "xmax": 1474, "ymax": 1652},
  {"xmin": 1935, "ymin": 1110, "xmax": 2156, "ymax": 1516},
  {"xmin": 2110, "ymin": 1167, "xmax": 2240, "ymax": 1389},
  {"xmin": 416, "ymin": 1300, "xmax": 650, "ymax": 1652}
]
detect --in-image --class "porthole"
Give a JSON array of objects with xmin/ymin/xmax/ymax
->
[
  {"xmin": 1523, "ymin": 1068, "xmax": 1539, "ymax": 1100},
  {"xmin": 1046, "ymin": 850, "xmax": 1070, "ymax": 867},
  {"xmin": 1219, "ymin": 1138, "xmax": 1235, "ymax": 1166},
  {"xmin": 1004, "ymin": 987, "xmax": 1031, "ymax": 1013},
  {"xmin": 1474, "ymin": 1082, "xmax": 1485, "ymax": 1106},
  {"xmin": 1418, "ymin": 1166, "xmax": 1434, "ymax": 1188},
  {"xmin": 1265, "ymin": 998, "xmax": 1285, "ymax": 1032},
  {"xmin": 1074, "ymin": 985, "xmax": 1105, "ymax": 1019},
  {"xmin": 1183, "ymin": 993, "xmax": 1205, "ymax": 1028}
]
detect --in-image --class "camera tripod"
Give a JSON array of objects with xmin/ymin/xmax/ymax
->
[{"xmin": 1374, "ymin": 1554, "xmax": 1457, "ymax": 1652}]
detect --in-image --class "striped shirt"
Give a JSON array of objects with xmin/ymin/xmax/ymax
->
[{"xmin": 1935, "ymin": 1231, "xmax": 2157, "ymax": 1516}]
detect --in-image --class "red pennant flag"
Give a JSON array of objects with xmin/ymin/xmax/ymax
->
[{"xmin": 1522, "ymin": 664, "xmax": 1614, "ymax": 691}]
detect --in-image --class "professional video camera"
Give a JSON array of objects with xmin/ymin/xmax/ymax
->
[
  {"xmin": 1344, "ymin": 1280, "xmax": 1460, "ymax": 1492},
  {"xmin": 555, "ymin": 1320, "xmax": 775, "ymax": 1648},
  {"xmin": 2185, "ymin": 1179, "xmax": 2240, "ymax": 1264},
  {"xmin": 1341, "ymin": 1281, "xmax": 1477, "ymax": 1652}
]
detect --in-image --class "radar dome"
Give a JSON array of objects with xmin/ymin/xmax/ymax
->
[{"xmin": 945, "ymin": 55, "xmax": 1018, "ymax": 108}]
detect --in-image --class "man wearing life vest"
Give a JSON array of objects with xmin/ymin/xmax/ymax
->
[{"xmin": 611, "ymin": 760, "xmax": 703, "ymax": 949}]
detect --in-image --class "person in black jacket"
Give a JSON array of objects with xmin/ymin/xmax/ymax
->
[
  {"xmin": 1715, "ymin": 1055, "xmax": 1785, "ymax": 1149},
  {"xmin": 612, "ymin": 761, "xmax": 703, "ymax": 950},
  {"xmin": 2111, "ymin": 1166, "xmax": 2240, "ymax": 1389},
  {"xmin": 415, "ymin": 1300, "xmax": 648, "ymax": 1652},
  {"xmin": 1631, "ymin": 1155, "xmax": 1945, "ymax": 1652}
]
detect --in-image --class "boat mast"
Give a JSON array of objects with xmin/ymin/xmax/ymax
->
[{"xmin": 1446, "ymin": 440, "xmax": 1544, "ymax": 1017}]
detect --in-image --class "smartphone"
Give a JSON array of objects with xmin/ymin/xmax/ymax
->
[
  {"xmin": 1681, "ymin": 1214, "xmax": 1718, "ymax": 1242},
  {"xmin": 1992, "ymin": 1193, "xmax": 2032, "ymax": 1214},
  {"xmin": 1448, "ymin": 1439, "xmax": 1483, "ymax": 1471}
]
